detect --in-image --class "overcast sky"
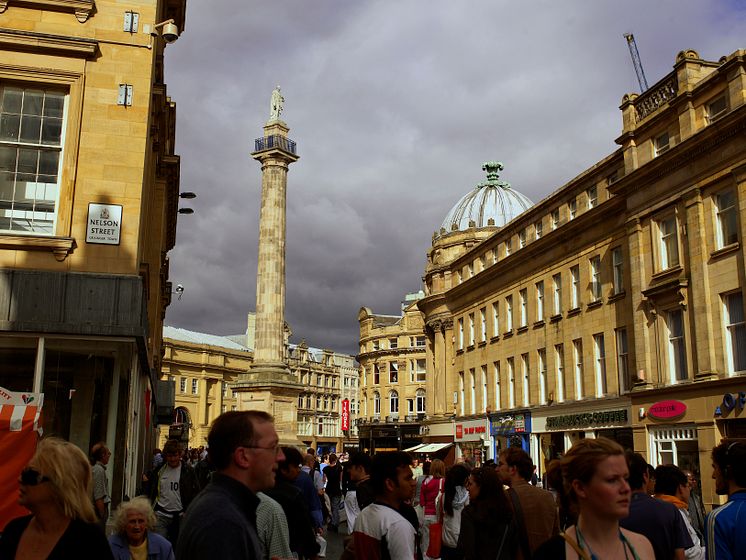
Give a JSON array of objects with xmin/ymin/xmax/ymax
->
[{"xmin": 163, "ymin": 0, "xmax": 745, "ymax": 356}]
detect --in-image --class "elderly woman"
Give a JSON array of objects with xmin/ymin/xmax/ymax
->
[
  {"xmin": 535, "ymin": 438, "xmax": 655, "ymax": 560},
  {"xmin": 0, "ymin": 437, "xmax": 114, "ymax": 559},
  {"xmin": 109, "ymin": 496, "xmax": 174, "ymax": 560}
]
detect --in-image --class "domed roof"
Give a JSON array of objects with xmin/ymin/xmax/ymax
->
[{"xmin": 438, "ymin": 162, "xmax": 533, "ymax": 235}]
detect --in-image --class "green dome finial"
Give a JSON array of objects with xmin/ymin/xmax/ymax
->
[{"xmin": 479, "ymin": 161, "xmax": 510, "ymax": 189}]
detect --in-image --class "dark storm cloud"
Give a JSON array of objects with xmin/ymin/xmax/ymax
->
[{"xmin": 164, "ymin": 0, "xmax": 745, "ymax": 354}]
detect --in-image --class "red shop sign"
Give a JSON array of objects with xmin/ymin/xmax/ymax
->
[
  {"xmin": 648, "ymin": 400, "xmax": 687, "ymax": 420},
  {"xmin": 341, "ymin": 399, "xmax": 350, "ymax": 431},
  {"xmin": 455, "ymin": 424, "xmax": 463, "ymax": 439}
]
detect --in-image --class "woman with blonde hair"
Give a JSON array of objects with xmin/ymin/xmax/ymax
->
[
  {"xmin": 420, "ymin": 458, "xmax": 446, "ymax": 560},
  {"xmin": 534, "ymin": 438, "xmax": 654, "ymax": 560},
  {"xmin": 109, "ymin": 497, "xmax": 174, "ymax": 560},
  {"xmin": 0, "ymin": 437, "xmax": 113, "ymax": 559}
]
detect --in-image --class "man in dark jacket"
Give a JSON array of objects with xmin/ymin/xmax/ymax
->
[
  {"xmin": 176, "ymin": 410, "xmax": 284, "ymax": 560},
  {"xmin": 325, "ymin": 453, "xmax": 344, "ymax": 531},
  {"xmin": 143, "ymin": 439, "xmax": 201, "ymax": 544},
  {"xmin": 265, "ymin": 446, "xmax": 321, "ymax": 560}
]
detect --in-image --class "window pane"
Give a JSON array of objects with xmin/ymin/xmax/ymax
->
[
  {"xmin": 38, "ymin": 150, "xmax": 59, "ymax": 177},
  {"xmin": 1, "ymin": 87, "xmax": 23, "ymax": 114},
  {"xmin": 0, "ymin": 146, "xmax": 16, "ymax": 172},
  {"xmin": 43, "ymin": 93, "xmax": 64, "ymax": 118},
  {"xmin": 20, "ymin": 115, "xmax": 41, "ymax": 143},
  {"xmin": 22, "ymin": 90, "xmax": 43, "ymax": 116},
  {"xmin": 41, "ymin": 118, "xmax": 62, "ymax": 146},
  {"xmin": 0, "ymin": 114, "xmax": 20, "ymax": 141}
]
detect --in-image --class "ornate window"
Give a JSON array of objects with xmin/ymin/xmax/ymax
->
[{"xmin": 389, "ymin": 390, "xmax": 399, "ymax": 415}]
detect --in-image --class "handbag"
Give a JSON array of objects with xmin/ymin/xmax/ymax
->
[{"xmin": 425, "ymin": 479, "xmax": 444, "ymax": 558}]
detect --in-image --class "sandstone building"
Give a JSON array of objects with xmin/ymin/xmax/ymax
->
[
  {"xmin": 359, "ymin": 48, "xmax": 746, "ymax": 509},
  {"xmin": 357, "ymin": 292, "xmax": 430, "ymax": 454},
  {"xmin": 160, "ymin": 317, "xmax": 359, "ymax": 452},
  {"xmin": 0, "ymin": 0, "xmax": 186, "ymax": 505}
]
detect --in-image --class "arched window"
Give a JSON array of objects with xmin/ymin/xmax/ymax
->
[
  {"xmin": 373, "ymin": 391, "xmax": 380, "ymax": 415},
  {"xmin": 389, "ymin": 390, "xmax": 399, "ymax": 414},
  {"xmin": 416, "ymin": 389, "xmax": 426, "ymax": 413}
]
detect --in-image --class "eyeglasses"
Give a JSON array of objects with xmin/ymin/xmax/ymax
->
[
  {"xmin": 241, "ymin": 444, "xmax": 281, "ymax": 455},
  {"xmin": 20, "ymin": 467, "xmax": 50, "ymax": 486}
]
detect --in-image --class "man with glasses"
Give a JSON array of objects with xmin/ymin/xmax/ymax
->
[
  {"xmin": 144, "ymin": 438, "xmax": 200, "ymax": 545},
  {"xmin": 706, "ymin": 440, "xmax": 746, "ymax": 560},
  {"xmin": 176, "ymin": 411, "xmax": 284, "ymax": 560}
]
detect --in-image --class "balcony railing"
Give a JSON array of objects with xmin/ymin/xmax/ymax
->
[
  {"xmin": 634, "ymin": 73, "xmax": 678, "ymax": 122},
  {"xmin": 254, "ymin": 134, "xmax": 297, "ymax": 155}
]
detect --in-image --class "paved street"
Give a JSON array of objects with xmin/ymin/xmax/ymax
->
[{"xmin": 323, "ymin": 520, "xmax": 350, "ymax": 559}]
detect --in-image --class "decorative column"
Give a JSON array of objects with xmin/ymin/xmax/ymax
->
[{"xmin": 234, "ymin": 88, "xmax": 303, "ymax": 445}]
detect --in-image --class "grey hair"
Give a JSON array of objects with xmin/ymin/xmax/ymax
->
[{"xmin": 112, "ymin": 496, "xmax": 157, "ymax": 534}]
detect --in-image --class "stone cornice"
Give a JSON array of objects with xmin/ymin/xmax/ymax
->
[
  {"xmin": 446, "ymin": 195, "xmax": 627, "ymax": 306},
  {"xmin": 0, "ymin": 234, "xmax": 75, "ymax": 261},
  {"xmin": 0, "ymin": 28, "xmax": 98, "ymax": 57},
  {"xmin": 610, "ymin": 105, "xmax": 746, "ymax": 200},
  {"xmin": 0, "ymin": 0, "xmax": 95, "ymax": 23}
]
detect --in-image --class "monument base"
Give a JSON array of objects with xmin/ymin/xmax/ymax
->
[{"xmin": 232, "ymin": 363, "xmax": 304, "ymax": 448}]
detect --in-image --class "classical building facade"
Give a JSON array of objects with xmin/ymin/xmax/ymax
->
[
  {"xmin": 160, "ymin": 317, "xmax": 359, "ymax": 452},
  {"xmin": 0, "ymin": 0, "xmax": 186, "ymax": 505},
  {"xmin": 357, "ymin": 292, "xmax": 430, "ymax": 454},
  {"xmin": 361, "ymin": 48, "xmax": 746, "ymax": 509}
]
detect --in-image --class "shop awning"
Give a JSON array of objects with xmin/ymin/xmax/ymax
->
[
  {"xmin": 414, "ymin": 443, "xmax": 453, "ymax": 454},
  {"xmin": 404, "ymin": 443, "xmax": 426, "ymax": 452}
]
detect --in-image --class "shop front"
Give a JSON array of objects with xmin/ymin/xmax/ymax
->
[
  {"xmin": 632, "ymin": 377, "xmax": 746, "ymax": 510},
  {"xmin": 454, "ymin": 417, "xmax": 490, "ymax": 466},
  {"xmin": 356, "ymin": 420, "xmax": 424, "ymax": 454},
  {"xmin": 489, "ymin": 411, "xmax": 531, "ymax": 456},
  {"xmin": 532, "ymin": 401, "xmax": 632, "ymax": 470}
]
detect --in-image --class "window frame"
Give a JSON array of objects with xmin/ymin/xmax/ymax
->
[
  {"xmin": 593, "ymin": 333, "xmax": 607, "ymax": 397},
  {"xmin": 665, "ymin": 308, "xmax": 688, "ymax": 382},
  {"xmin": 616, "ymin": 328, "xmax": 630, "ymax": 393},
  {"xmin": 0, "ymin": 66, "xmax": 84, "ymax": 245},
  {"xmin": 656, "ymin": 213, "xmax": 680, "ymax": 271},
  {"xmin": 590, "ymin": 255, "xmax": 602, "ymax": 302},
  {"xmin": 553, "ymin": 273, "xmax": 562, "ymax": 315},
  {"xmin": 722, "ymin": 291, "xmax": 746, "ymax": 375},
  {"xmin": 715, "ymin": 190, "xmax": 738, "ymax": 249},
  {"xmin": 612, "ymin": 246, "xmax": 624, "ymax": 295},
  {"xmin": 570, "ymin": 265, "xmax": 580, "ymax": 309}
]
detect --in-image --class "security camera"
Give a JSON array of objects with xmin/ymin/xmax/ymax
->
[
  {"xmin": 153, "ymin": 19, "xmax": 180, "ymax": 43},
  {"xmin": 175, "ymin": 284, "xmax": 184, "ymax": 293},
  {"xmin": 161, "ymin": 21, "xmax": 179, "ymax": 43}
]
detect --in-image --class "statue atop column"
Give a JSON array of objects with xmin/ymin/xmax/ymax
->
[{"xmin": 269, "ymin": 85, "xmax": 284, "ymax": 121}]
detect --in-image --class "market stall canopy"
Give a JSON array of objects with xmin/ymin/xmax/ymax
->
[{"xmin": 414, "ymin": 443, "xmax": 453, "ymax": 454}]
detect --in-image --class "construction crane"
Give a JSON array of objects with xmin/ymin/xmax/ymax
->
[{"xmin": 624, "ymin": 33, "xmax": 649, "ymax": 92}]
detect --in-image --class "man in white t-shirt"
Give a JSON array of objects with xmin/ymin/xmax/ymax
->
[
  {"xmin": 146, "ymin": 439, "xmax": 201, "ymax": 544},
  {"xmin": 353, "ymin": 451, "xmax": 418, "ymax": 560}
]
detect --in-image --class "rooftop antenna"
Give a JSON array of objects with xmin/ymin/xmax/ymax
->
[{"xmin": 624, "ymin": 33, "xmax": 649, "ymax": 92}]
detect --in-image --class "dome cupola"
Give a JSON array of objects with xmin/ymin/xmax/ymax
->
[{"xmin": 438, "ymin": 161, "xmax": 533, "ymax": 236}]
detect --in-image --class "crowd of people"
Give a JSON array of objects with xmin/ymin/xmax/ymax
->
[{"xmin": 1, "ymin": 411, "xmax": 744, "ymax": 560}]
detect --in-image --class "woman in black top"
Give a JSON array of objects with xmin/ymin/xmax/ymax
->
[
  {"xmin": 0, "ymin": 437, "xmax": 113, "ymax": 560},
  {"xmin": 457, "ymin": 466, "xmax": 516, "ymax": 560}
]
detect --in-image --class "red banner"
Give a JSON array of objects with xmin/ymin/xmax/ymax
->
[
  {"xmin": 0, "ymin": 387, "xmax": 43, "ymax": 531},
  {"xmin": 341, "ymin": 399, "xmax": 350, "ymax": 431}
]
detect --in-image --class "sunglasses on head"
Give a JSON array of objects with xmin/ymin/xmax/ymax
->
[{"xmin": 20, "ymin": 467, "xmax": 50, "ymax": 486}]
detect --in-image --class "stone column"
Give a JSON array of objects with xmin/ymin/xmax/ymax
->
[
  {"xmin": 233, "ymin": 116, "xmax": 303, "ymax": 446},
  {"xmin": 252, "ymin": 120, "xmax": 297, "ymax": 373}
]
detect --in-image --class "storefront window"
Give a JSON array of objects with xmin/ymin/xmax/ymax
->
[
  {"xmin": 0, "ymin": 337, "xmax": 37, "ymax": 392},
  {"xmin": 649, "ymin": 426, "xmax": 699, "ymax": 474}
]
